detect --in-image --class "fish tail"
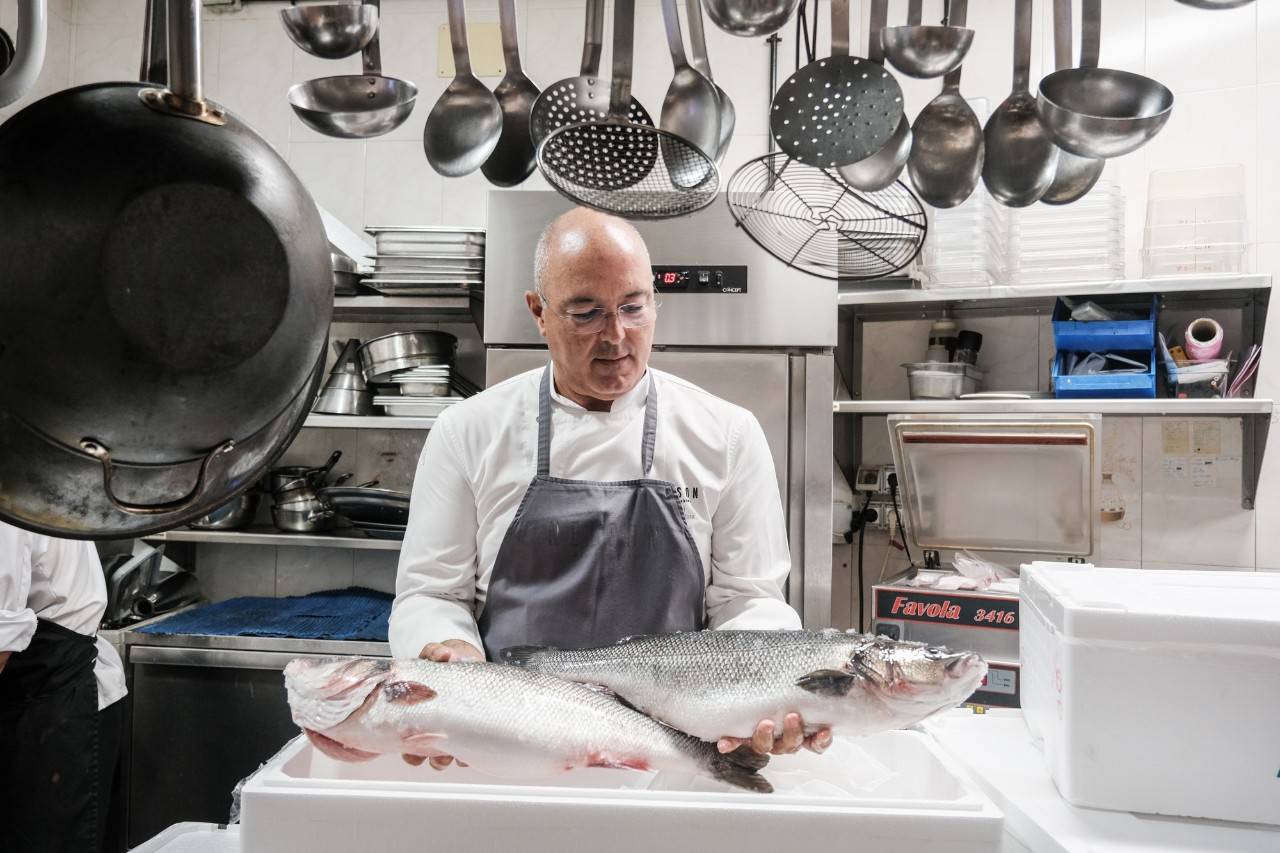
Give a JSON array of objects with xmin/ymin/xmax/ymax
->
[
  {"xmin": 706, "ymin": 745, "xmax": 773, "ymax": 794},
  {"xmin": 499, "ymin": 645, "xmax": 554, "ymax": 669}
]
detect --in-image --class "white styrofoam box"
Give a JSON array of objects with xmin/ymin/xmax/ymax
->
[
  {"xmin": 130, "ymin": 822, "xmax": 240, "ymax": 853},
  {"xmin": 1020, "ymin": 563, "xmax": 1280, "ymax": 826},
  {"xmin": 241, "ymin": 732, "xmax": 1004, "ymax": 853}
]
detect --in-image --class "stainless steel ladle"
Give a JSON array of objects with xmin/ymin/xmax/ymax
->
[
  {"xmin": 1040, "ymin": 0, "xmax": 1104, "ymax": 205},
  {"xmin": 424, "ymin": 0, "xmax": 504, "ymax": 177},
  {"xmin": 882, "ymin": 0, "xmax": 974, "ymax": 80}
]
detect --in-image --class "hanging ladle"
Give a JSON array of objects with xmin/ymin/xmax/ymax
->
[
  {"xmin": 280, "ymin": 1, "xmax": 379, "ymax": 60},
  {"xmin": 907, "ymin": 0, "xmax": 982, "ymax": 208},
  {"xmin": 480, "ymin": 0, "xmax": 540, "ymax": 187},
  {"xmin": 659, "ymin": 0, "xmax": 720, "ymax": 186},
  {"xmin": 1040, "ymin": 0, "xmax": 1104, "ymax": 205},
  {"xmin": 882, "ymin": 0, "xmax": 974, "ymax": 80},
  {"xmin": 1037, "ymin": 0, "xmax": 1173, "ymax": 159},
  {"xmin": 424, "ymin": 0, "xmax": 503, "ymax": 177},
  {"xmin": 838, "ymin": 0, "xmax": 910, "ymax": 192},
  {"xmin": 287, "ymin": 0, "xmax": 417, "ymax": 139},
  {"xmin": 685, "ymin": 0, "xmax": 735, "ymax": 164},
  {"xmin": 982, "ymin": 0, "xmax": 1058, "ymax": 207}
]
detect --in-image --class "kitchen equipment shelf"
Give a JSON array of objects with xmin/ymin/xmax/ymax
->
[
  {"xmin": 332, "ymin": 292, "xmax": 481, "ymax": 324},
  {"xmin": 834, "ymin": 273, "xmax": 1273, "ymax": 509},
  {"xmin": 149, "ymin": 527, "xmax": 401, "ymax": 551},
  {"xmin": 303, "ymin": 414, "xmax": 436, "ymax": 430}
]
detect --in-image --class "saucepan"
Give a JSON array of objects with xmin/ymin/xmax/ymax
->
[
  {"xmin": 272, "ymin": 501, "xmax": 336, "ymax": 533},
  {"xmin": 0, "ymin": 0, "xmax": 332, "ymax": 538},
  {"xmin": 189, "ymin": 490, "xmax": 262, "ymax": 530},
  {"xmin": 358, "ymin": 330, "xmax": 457, "ymax": 383}
]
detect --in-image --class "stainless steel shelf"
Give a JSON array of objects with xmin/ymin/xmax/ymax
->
[
  {"xmin": 838, "ymin": 273, "xmax": 1271, "ymax": 311},
  {"xmin": 833, "ymin": 398, "xmax": 1274, "ymax": 415},
  {"xmin": 151, "ymin": 527, "xmax": 402, "ymax": 551},
  {"xmin": 332, "ymin": 292, "xmax": 479, "ymax": 323},
  {"xmin": 303, "ymin": 414, "xmax": 435, "ymax": 429}
]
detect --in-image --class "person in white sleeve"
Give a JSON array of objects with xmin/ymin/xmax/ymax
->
[
  {"xmin": 0, "ymin": 520, "xmax": 127, "ymax": 853},
  {"xmin": 390, "ymin": 206, "xmax": 830, "ymax": 765}
]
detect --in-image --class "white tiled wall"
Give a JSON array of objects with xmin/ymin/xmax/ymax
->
[{"xmin": 6, "ymin": 0, "xmax": 1280, "ymax": 585}]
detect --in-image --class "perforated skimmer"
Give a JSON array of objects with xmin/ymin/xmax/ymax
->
[
  {"xmin": 537, "ymin": 0, "xmax": 718, "ymax": 219},
  {"xmin": 768, "ymin": 0, "xmax": 904, "ymax": 169}
]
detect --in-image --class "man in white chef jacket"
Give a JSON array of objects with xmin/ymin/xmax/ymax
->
[
  {"xmin": 0, "ymin": 521, "xmax": 127, "ymax": 853},
  {"xmin": 391, "ymin": 207, "xmax": 830, "ymax": 764}
]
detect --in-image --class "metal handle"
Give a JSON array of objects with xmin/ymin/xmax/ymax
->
[
  {"xmin": 661, "ymin": 0, "xmax": 689, "ymax": 67},
  {"xmin": 129, "ymin": 646, "xmax": 317, "ymax": 670},
  {"xmin": 497, "ymin": 0, "xmax": 521, "ymax": 73},
  {"xmin": 362, "ymin": 0, "xmax": 382, "ymax": 76},
  {"xmin": 1053, "ymin": 0, "xmax": 1071, "ymax": 70},
  {"xmin": 1012, "ymin": 0, "xmax": 1032, "ymax": 92},
  {"xmin": 685, "ymin": 0, "xmax": 713, "ymax": 79},
  {"xmin": 867, "ymin": 0, "xmax": 888, "ymax": 65},
  {"xmin": 608, "ymin": 0, "xmax": 635, "ymax": 118},
  {"xmin": 140, "ymin": 0, "xmax": 166, "ymax": 84},
  {"xmin": 0, "ymin": 0, "xmax": 47, "ymax": 108},
  {"xmin": 446, "ymin": 0, "xmax": 472, "ymax": 76},
  {"xmin": 166, "ymin": 0, "xmax": 201, "ymax": 102},
  {"xmin": 950, "ymin": 0, "xmax": 968, "ymax": 29},
  {"xmin": 79, "ymin": 437, "xmax": 236, "ymax": 516},
  {"xmin": 907, "ymin": 0, "xmax": 923, "ymax": 26},
  {"xmin": 580, "ymin": 0, "xmax": 604, "ymax": 77},
  {"xmin": 1080, "ymin": 0, "xmax": 1099, "ymax": 69},
  {"xmin": 831, "ymin": 0, "xmax": 849, "ymax": 58}
]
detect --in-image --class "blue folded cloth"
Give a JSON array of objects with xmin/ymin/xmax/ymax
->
[{"xmin": 136, "ymin": 587, "xmax": 392, "ymax": 642}]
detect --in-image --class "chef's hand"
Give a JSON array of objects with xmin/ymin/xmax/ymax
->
[
  {"xmin": 716, "ymin": 713, "xmax": 833, "ymax": 756},
  {"xmin": 402, "ymin": 640, "xmax": 485, "ymax": 770}
]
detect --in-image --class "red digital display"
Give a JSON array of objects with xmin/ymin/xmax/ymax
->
[{"xmin": 662, "ymin": 272, "xmax": 679, "ymax": 284}]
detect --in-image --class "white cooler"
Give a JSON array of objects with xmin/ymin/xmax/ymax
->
[
  {"xmin": 240, "ymin": 731, "xmax": 1003, "ymax": 853},
  {"xmin": 1020, "ymin": 563, "xmax": 1280, "ymax": 826}
]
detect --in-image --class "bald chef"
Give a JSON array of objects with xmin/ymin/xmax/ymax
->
[{"xmin": 390, "ymin": 207, "xmax": 830, "ymax": 764}]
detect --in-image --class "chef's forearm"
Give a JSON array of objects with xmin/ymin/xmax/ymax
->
[{"xmin": 388, "ymin": 593, "xmax": 483, "ymax": 660}]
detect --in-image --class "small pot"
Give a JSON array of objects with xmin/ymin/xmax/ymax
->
[
  {"xmin": 189, "ymin": 491, "xmax": 261, "ymax": 530},
  {"xmin": 274, "ymin": 481, "xmax": 321, "ymax": 506},
  {"xmin": 272, "ymin": 502, "xmax": 335, "ymax": 533},
  {"xmin": 358, "ymin": 330, "xmax": 457, "ymax": 383}
]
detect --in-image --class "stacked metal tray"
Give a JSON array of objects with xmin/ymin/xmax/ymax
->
[{"xmin": 363, "ymin": 226, "xmax": 485, "ymax": 294}]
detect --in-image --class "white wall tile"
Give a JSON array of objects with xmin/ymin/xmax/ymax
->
[
  {"xmin": 289, "ymin": 140, "xmax": 369, "ymax": 233},
  {"xmin": 276, "ymin": 546, "xmax": 356, "ymax": 597},
  {"xmin": 354, "ymin": 550, "xmax": 400, "ymax": 594},
  {"xmin": 364, "ymin": 138, "xmax": 445, "ymax": 225},
  {"xmin": 1146, "ymin": 0, "xmax": 1257, "ymax": 94},
  {"xmin": 217, "ymin": 15, "xmax": 295, "ymax": 154},
  {"xmin": 1259, "ymin": 0, "xmax": 1280, "ymax": 85},
  {"xmin": 195, "ymin": 544, "xmax": 277, "ymax": 601},
  {"xmin": 71, "ymin": 21, "xmax": 142, "ymax": 87}
]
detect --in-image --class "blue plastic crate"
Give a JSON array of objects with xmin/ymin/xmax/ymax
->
[
  {"xmin": 1052, "ymin": 296, "xmax": 1157, "ymax": 352},
  {"xmin": 1052, "ymin": 349, "xmax": 1157, "ymax": 399}
]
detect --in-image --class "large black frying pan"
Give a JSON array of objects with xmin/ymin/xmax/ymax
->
[
  {"xmin": 319, "ymin": 487, "xmax": 411, "ymax": 527},
  {"xmin": 0, "ymin": 0, "xmax": 332, "ymax": 539}
]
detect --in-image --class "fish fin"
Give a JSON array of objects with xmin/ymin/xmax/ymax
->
[
  {"xmin": 383, "ymin": 681, "xmax": 438, "ymax": 704},
  {"xmin": 586, "ymin": 752, "xmax": 651, "ymax": 771},
  {"xmin": 708, "ymin": 747, "xmax": 773, "ymax": 794},
  {"xmin": 304, "ymin": 729, "xmax": 379, "ymax": 763},
  {"xmin": 499, "ymin": 645, "xmax": 553, "ymax": 668},
  {"xmin": 402, "ymin": 732, "xmax": 449, "ymax": 756},
  {"xmin": 795, "ymin": 668, "xmax": 861, "ymax": 697}
]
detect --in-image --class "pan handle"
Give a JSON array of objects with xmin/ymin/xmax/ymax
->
[
  {"xmin": 79, "ymin": 437, "xmax": 237, "ymax": 516},
  {"xmin": 0, "ymin": 0, "xmax": 47, "ymax": 108}
]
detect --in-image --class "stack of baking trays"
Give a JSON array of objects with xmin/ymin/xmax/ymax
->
[{"xmin": 362, "ymin": 226, "xmax": 485, "ymax": 294}]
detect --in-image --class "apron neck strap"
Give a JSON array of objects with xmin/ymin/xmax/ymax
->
[{"xmin": 537, "ymin": 366, "xmax": 659, "ymax": 477}]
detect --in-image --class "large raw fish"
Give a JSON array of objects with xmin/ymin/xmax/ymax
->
[
  {"xmin": 284, "ymin": 657, "xmax": 773, "ymax": 792},
  {"xmin": 502, "ymin": 630, "xmax": 987, "ymax": 741}
]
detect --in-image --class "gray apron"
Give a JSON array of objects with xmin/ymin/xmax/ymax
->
[{"xmin": 478, "ymin": 367, "xmax": 705, "ymax": 659}]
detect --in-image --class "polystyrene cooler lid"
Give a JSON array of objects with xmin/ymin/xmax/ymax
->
[{"xmin": 1023, "ymin": 563, "xmax": 1280, "ymax": 648}]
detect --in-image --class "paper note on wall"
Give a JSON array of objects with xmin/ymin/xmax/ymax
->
[
  {"xmin": 1191, "ymin": 421, "xmax": 1222, "ymax": 456},
  {"xmin": 1161, "ymin": 421, "xmax": 1190, "ymax": 455},
  {"xmin": 1162, "ymin": 456, "xmax": 1189, "ymax": 480},
  {"xmin": 1190, "ymin": 458, "xmax": 1217, "ymax": 488}
]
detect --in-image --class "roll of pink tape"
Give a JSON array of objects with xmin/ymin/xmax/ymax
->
[{"xmin": 1185, "ymin": 317, "xmax": 1223, "ymax": 361}]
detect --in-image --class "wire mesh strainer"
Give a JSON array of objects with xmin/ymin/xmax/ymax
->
[
  {"xmin": 537, "ymin": 0, "xmax": 719, "ymax": 219},
  {"xmin": 726, "ymin": 151, "xmax": 927, "ymax": 280}
]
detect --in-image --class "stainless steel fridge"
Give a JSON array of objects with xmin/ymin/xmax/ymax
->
[{"xmin": 483, "ymin": 192, "xmax": 837, "ymax": 627}]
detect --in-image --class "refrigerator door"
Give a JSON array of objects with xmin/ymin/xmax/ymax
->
[{"xmin": 483, "ymin": 191, "xmax": 837, "ymax": 349}]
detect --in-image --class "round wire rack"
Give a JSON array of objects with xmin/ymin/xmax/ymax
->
[
  {"xmin": 725, "ymin": 152, "xmax": 927, "ymax": 280},
  {"xmin": 538, "ymin": 119, "xmax": 720, "ymax": 220}
]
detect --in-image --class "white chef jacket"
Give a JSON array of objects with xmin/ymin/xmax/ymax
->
[
  {"xmin": 0, "ymin": 522, "xmax": 127, "ymax": 710},
  {"xmin": 390, "ymin": 364, "xmax": 801, "ymax": 659}
]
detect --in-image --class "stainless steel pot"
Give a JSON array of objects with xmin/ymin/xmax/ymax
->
[
  {"xmin": 358, "ymin": 330, "xmax": 457, "ymax": 383},
  {"xmin": 0, "ymin": 0, "xmax": 332, "ymax": 538},
  {"xmin": 189, "ymin": 491, "xmax": 261, "ymax": 530},
  {"xmin": 272, "ymin": 501, "xmax": 335, "ymax": 533}
]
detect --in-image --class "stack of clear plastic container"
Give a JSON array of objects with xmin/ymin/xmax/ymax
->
[
  {"xmin": 917, "ymin": 184, "xmax": 1010, "ymax": 288},
  {"xmin": 1142, "ymin": 165, "xmax": 1248, "ymax": 277},
  {"xmin": 1005, "ymin": 180, "xmax": 1125, "ymax": 285}
]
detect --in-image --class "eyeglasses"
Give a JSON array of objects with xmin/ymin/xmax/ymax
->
[{"xmin": 539, "ymin": 294, "xmax": 660, "ymax": 335}]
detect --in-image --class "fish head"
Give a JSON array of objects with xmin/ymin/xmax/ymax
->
[
  {"xmin": 284, "ymin": 657, "xmax": 393, "ymax": 732},
  {"xmin": 848, "ymin": 636, "xmax": 988, "ymax": 715}
]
